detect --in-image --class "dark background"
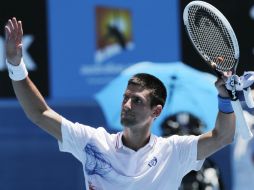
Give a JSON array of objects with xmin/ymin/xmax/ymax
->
[
  {"xmin": 181, "ymin": 0, "xmax": 254, "ymax": 76},
  {"xmin": 0, "ymin": 0, "xmax": 48, "ymax": 97}
]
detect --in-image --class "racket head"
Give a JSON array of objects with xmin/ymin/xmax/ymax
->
[{"xmin": 183, "ymin": 1, "xmax": 239, "ymax": 73}]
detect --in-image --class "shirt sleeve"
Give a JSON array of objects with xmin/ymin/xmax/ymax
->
[
  {"xmin": 173, "ymin": 135, "xmax": 204, "ymax": 176},
  {"xmin": 58, "ymin": 117, "xmax": 97, "ymax": 162}
]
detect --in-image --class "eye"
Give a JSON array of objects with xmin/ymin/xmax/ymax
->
[
  {"xmin": 133, "ymin": 97, "xmax": 142, "ymax": 104},
  {"xmin": 122, "ymin": 95, "xmax": 128, "ymax": 103}
]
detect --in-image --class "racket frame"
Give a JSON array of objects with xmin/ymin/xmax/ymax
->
[{"xmin": 183, "ymin": 1, "xmax": 240, "ymax": 73}]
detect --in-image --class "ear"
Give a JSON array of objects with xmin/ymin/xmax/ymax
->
[{"xmin": 152, "ymin": 105, "xmax": 163, "ymax": 118}]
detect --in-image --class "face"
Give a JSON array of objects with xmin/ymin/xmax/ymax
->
[{"xmin": 120, "ymin": 84, "xmax": 158, "ymax": 128}]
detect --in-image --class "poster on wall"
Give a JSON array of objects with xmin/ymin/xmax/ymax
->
[
  {"xmin": 0, "ymin": 0, "xmax": 49, "ymax": 98},
  {"xmin": 95, "ymin": 6, "xmax": 134, "ymax": 63},
  {"xmin": 75, "ymin": 6, "xmax": 135, "ymax": 97}
]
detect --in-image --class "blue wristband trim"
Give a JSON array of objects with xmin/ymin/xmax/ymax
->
[{"xmin": 218, "ymin": 95, "xmax": 234, "ymax": 114}]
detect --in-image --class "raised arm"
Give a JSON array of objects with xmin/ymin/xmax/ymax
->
[
  {"xmin": 5, "ymin": 17, "xmax": 62, "ymax": 141},
  {"xmin": 197, "ymin": 76, "xmax": 236, "ymax": 160}
]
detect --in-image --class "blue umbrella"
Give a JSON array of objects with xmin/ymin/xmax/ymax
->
[{"xmin": 95, "ymin": 61, "xmax": 218, "ymax": 135}]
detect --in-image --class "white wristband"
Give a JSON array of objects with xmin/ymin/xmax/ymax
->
[{"xmin": 6, "ymin": 59, "xmax": 28, "ymax": 81}]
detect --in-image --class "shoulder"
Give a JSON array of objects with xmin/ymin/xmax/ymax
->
[
  {"xmin": 91, "ymin": 126, "xmax": 117, "ymax": 140},
  {"xmin": 157, "ymin": 135, "xmax": 200, "ymax": 147}
]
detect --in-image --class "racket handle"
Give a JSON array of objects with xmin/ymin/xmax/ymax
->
[
  {"xmin": 231, "ymin": 100, "xmax": 253, "ymax": 140},
  {"xmin": 243, "ymin": 87, "xmax": 254, "ymax": 108}
]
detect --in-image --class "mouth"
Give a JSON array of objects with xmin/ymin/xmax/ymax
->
[
  {"xmin": 120, "ymin": 111, "xmax": 136, "ymax": 126},
  {"xmin": 121, "ymin": 111, "xmax": 134, "ymax": 118}
]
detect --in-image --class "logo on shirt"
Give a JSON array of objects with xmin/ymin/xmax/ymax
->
[
  {"xmin": 148, "ymin": 157, "xmax": 157, "ymax": 167},
  {"xmin": 84, "ymin": 143, "xmax": 113, "ymax": 177}
]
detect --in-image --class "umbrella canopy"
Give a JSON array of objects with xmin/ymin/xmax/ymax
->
[{"xmin": 95, "ymin": 61, "xmax": 218, "ymax": 135}]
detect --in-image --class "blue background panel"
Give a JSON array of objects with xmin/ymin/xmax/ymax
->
[{"xmin": 48, "ymin": 0, "xmax": 180, "ymax": 100}]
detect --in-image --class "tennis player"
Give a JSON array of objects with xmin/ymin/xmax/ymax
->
[{"xmin": 5, "ymin": 17, "xmax": 235, "ymax": 190}]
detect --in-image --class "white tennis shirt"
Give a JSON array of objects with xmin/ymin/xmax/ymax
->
[{"xmin": 58, "ymin": 117, "xmax": 204, "ymax": 190}]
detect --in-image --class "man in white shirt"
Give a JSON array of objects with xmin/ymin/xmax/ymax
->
[{"xmin": 5, "ymin": 17, "xmax": 235, "ymax": 190}]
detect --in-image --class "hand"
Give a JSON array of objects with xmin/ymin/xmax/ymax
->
[
  {"xmin": 5, "ymin": 17, "xmax": 23, "ymax": 66},
  {"xmin": 215, "ymin": 72, "xmax": 231, "ymax": 98}
]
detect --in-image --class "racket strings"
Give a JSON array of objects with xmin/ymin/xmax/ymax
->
[{"xmin": 187, "ymin": 6, "xmax": 236, "ymax": 72}]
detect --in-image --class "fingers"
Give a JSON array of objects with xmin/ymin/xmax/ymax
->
[
  {"xmin": 223, "ymin": 71, "xmax": 232, "ymax": 80},
  {"xmin": 5, "ymin": 17, "xmax": 23, "ymax": 65},
  {"xmin": 17, "ymin": 21, "xmax": 23, "ymax": 42},
  {"xmin": 215, "ymin": 77, "xmax": 230, "ymax": 98},
  {"xmin": 12, "ymin": 17, "xmax": 19, "ymax": 31},
  {"xmin": 8, "ymin": 19, "xmax": 15, "ymax": 31},
  {"xmin": 215, "ymin": 78, "xmax": 225, "ymax": 87},
  {"xmin": 5, "ymin": 17, "xmax": 23, "ymax": 43},
  {"xmin": 4, "ymin": 25, "xmax": 10, "ymax": 40},
  {"xmin": 215, "ymin": 77, "xmax": 227, "ymax": 90}
]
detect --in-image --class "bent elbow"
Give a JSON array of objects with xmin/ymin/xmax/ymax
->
[
  {"xmin": 26, "ymin": 112, "xmax": 42, "ymax": 125},
  {"xmin": 25, "ymin": 109, "xmax": 46, "ymax": 126},
  {"xmin": 223, "ymin": 135, "xmax": 234, "ymax": 145},
  {"xmin": 212, "ymin": 129, "xmax": 234, "ymax": 148},
  {"xmin": 220, "ymin": 133, "xmax": 234, "ymax": 147}
]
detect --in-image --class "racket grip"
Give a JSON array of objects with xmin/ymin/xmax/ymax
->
[
  {"xmin": 243, "ymin": 87, "xmax": 254, "ymax": 108},
  {"xmin": 231, "ymin": 100, "xmax": 253, "ymax": 140}
]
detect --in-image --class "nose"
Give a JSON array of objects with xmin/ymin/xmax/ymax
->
[{"xmin": 123, "ymin": 98, "xmax": 132, "ymax": 110}]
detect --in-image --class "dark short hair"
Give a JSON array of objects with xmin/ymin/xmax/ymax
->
[{"xmin": 127, "ymin": 73, "xmax": 167, "ymax": 108}]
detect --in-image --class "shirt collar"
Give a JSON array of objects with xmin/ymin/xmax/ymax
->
[{"xmin": 115, "ymin": 132, "xmax": 157, "ymax": 150}]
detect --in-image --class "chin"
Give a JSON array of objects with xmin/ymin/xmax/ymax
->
[{"xmin": 121, "ymin": 119, "xmax": 135, "ymax": 128}]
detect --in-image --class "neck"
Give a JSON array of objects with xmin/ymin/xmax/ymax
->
[{"xmin": 122, "ymin": 126, "xmax": 151, "ymax": 151}]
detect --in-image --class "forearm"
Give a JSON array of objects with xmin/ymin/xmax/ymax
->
[
  {"xmin": 212, "ymin": 83, "xmax": 236, "ymax": 146},
  {"xmin": 198, "ymin": 111, "xmax": 235, "ymax": 160},
  {"xmin": 213, "ymin": 111, "xmax": 236, "ymax": 145},
  {"xmin": 12, "ymin": 77, "xmax": 49, "ymax": 123},
  {"xmin": 12, "ymin": 76, "xmax": 62, "ymax": 140},
  {"xmin": 198, "ymin": 78, "xmax": 236, "ymax": 160}
]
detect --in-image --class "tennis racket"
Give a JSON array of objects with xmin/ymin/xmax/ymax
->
[{"xmin": 183, "ymin": 1, "xmax": 253, "ymax": 140}]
